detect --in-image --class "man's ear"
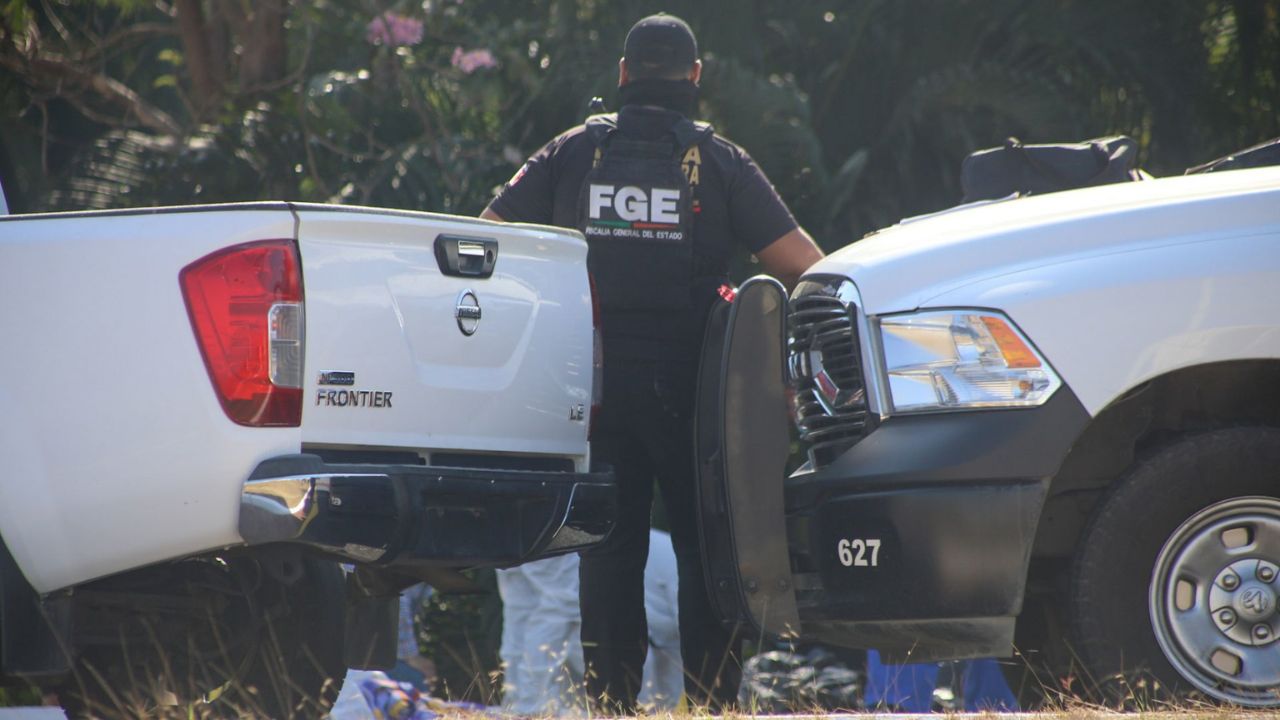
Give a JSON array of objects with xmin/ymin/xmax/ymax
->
[
  {"xmin": 618, "ymin": 58, "xmax": 629, "ymax": 87},
  {"xmin": 690, "ymin": 59, "xmax": 703, "ymax": 86}
]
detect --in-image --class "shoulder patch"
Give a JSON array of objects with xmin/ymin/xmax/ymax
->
[{"xmin": 682, "ymin": 145, "xmax": 702, "ymax": 187}]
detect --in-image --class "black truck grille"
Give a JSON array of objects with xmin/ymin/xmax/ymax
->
[{"xmin": 788, "ymin": 278, "xmax": 876, "ymax": 467}]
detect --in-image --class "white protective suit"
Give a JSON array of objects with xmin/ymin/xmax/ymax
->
[{"xmin": 496, "ymin": 529, "xmax": 683, "ymax": 715}]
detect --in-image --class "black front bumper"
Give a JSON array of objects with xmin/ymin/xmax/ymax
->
[
  {"xmin": 785, "ymin": 387, "xmax": 1090, "ymax": 660},
  {"xmin": 239, "ymin": 454, "xmax": 616, "ymax": 568}
]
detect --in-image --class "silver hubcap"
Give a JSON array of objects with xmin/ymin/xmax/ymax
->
[{"xmin": 1151, "ymin": 496, "xmax": 1280, "ymax": 706}]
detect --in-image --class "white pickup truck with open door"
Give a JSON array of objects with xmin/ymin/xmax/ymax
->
[{"xmin": 0, "ymin": 180, "xmax": 612, "ymax": 716}]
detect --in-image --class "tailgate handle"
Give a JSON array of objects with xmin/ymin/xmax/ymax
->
[{"xmin": 435, "ymin": 235, "xmax": 498, "ymax": 278}]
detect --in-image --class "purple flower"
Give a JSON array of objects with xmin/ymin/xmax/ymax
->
[
  {"xmin": 450, "ymin": 47, "xmax": 498, "ymax": 74},
  {"xmin": 366, "ymin": 12, "xmax": 424, "ymax": 47}
]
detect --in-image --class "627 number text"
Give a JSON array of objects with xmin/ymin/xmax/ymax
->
[{"xmin": 836, "ymin": 538, "xmax": 882, "ymax": 567}]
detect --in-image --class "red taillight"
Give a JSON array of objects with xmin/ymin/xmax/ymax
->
[
  {"xmin": 588, "ymin": 272, "xmax": 603, "ymax": 439},
  {"xmin": 180, "ymin": 239, "xmax": 305, "ymax": 427}
]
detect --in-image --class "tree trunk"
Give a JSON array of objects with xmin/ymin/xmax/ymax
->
[
  {"xmin": 174, "ymin": 0, "xmax": 224, "ymax": 118},
  {"xmin": 238, "ymin": 0, "xmax": 287, "ymax": 89}
]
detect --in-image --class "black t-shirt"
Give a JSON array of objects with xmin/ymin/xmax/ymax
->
[{"xmin": 487, "ymin": 105, "xmax": 799, "ymax": 359}]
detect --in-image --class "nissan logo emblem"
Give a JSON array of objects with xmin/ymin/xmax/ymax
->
[{"xmin": 456, "ymin": 290, "xmax": 482, "ymax": 336}]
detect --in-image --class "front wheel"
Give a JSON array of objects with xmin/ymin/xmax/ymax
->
[{"xmin": 1071, "ymin": 428, "xmax": 1280, "ymax": 707}]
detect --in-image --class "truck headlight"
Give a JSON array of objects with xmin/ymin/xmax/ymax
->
[{"xmin": 878, "ymin": 310, "xmax": 1061, "ymax": 413}]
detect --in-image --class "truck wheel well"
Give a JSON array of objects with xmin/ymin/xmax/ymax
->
[
  {"xmin": 1031, "ymin": 359, "xmax": 1280, "ymax": 562},
  {"xmin": 1, "ymin": 533, "xmax": 71, "ymax": 678}
]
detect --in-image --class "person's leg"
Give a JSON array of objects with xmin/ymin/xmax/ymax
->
[
  {"xmin": 649, "ymin": 363, "xmax": 741, "ymax": 710},
  {"xmin": 524, "ymin": 554, "xmax": 586, "ymax": 714},
  {"xmin": 495, "ymin": 567, "xmax": 536, "ymax": 712},
  {"xmin": 580, "ymin": 372, "xmax": 655, "ymax": 713},
  {"xmin": 579, "ymin": 465, "xmax": 651, "ymax": 711},
  {"xmin": 639, "ymin": 529, "xmax": 684, "ymax": 710},
  {"xmin": 389, "ymin": 584, "xmax": 434, "ymax": 692}
]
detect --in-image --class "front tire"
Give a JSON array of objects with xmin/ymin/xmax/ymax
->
[{"xmin": 1071, "ymin": 427, "xmax": 1280, "ymax": 706}]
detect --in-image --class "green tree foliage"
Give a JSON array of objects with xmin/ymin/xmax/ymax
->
[{"xmin": 2, "ymin": 0, "xmax": 1278, "ymax": 249}]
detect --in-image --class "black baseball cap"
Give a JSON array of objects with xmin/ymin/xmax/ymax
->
[{"xmin": 623, "ymin": 13, "xmax": 698, "ymax": 78}]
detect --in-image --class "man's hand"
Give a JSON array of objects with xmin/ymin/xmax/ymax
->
[
  {"xmin": 480, "ymin": 207, "xmax": 505, "ymax": 222},
  {"xmin": 756, "ymin": 227, "xmax": 824, "ymax": 291}
]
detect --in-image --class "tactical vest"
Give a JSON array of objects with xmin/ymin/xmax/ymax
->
[{"xmin": 577, "ymin": 113, "xmax": 714, "ymax": 314}]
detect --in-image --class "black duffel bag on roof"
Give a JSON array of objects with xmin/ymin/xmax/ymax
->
[{"xmin": 961, "ymin": 135, "xmax": 1140, "ymax": 203}]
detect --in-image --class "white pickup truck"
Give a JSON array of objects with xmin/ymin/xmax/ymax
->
[
  {"xmin": 698, "ymin": 163, "xmax": 1280, "ymax": 706},
  {"xmin": 0, "ymin": 182, "xmax": 612, "ymax": 715}
]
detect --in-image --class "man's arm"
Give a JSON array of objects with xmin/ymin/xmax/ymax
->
[
  {"xmin": 755, "ymin": 227, "xmax": 824, "ymax": 291},
  {"xmin": 723, "ymin": 145, "xmax": 824, "ymax": 290},
  {"xmin": 482, "ymin": 134, "xmax": 562, "ymax": 224}
]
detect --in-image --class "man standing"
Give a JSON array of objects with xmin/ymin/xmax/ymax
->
[{"xmin": 482, "ymin": 13, "xmax": 822, "ymax": 712}]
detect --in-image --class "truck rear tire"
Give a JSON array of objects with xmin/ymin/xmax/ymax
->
[
  {"xmin": 1071, "ymin": 427, "xmax": 1280, "ymax": 707},
  {"xmin": 230, "ymin": 556, "xmax": 347, "ymax": 718},
  {"xmin": 59, "ymin": 554, "xmax": 346, "ymax": 719}
]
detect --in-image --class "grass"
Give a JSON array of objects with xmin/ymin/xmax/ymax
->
[
  {"xmin": 6, "ymin": 598, "xmax": 1277, "ymax": 719},
  {"xmin": 9, "ymin": 672, "xmax": 1280, "ymax": 719}
]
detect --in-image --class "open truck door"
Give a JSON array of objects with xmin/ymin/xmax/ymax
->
[
  {"xmin": 696, "ymin": 276, "xmax": 1045, "ymax": 662},
  {"xmin": 694, "ymin": 277, "xmax": 800, "ymax": 639}
]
